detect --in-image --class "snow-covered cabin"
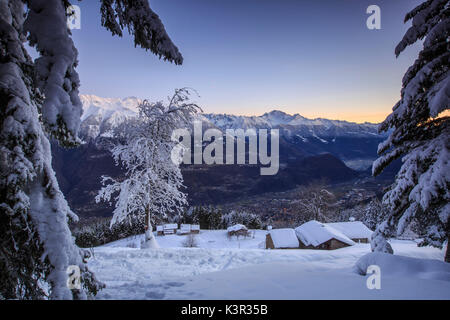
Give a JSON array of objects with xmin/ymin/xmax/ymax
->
[
  {"xmin": 191, "ymin": 224, "xmax": 200, "ymax": 234},
  {"xmin": 177, "ymin": 224, "xmax": 191, "ymax": 235},
  {"xmin": 227, "ymin": 224, "xmax": 249, "ymax": 237},
  {"xmin": 326, "ymin": 221, "xmax": 373, "ymax": 243},
  {"xmin": 295, "ymin": 220, "xmax": 355, "ymax": 250},
  {"xmin": 266, "ymin": 228, "xmax": 299, "ymax": 249},
  {"xmin": 156, "ymin": 225, "xmax": 164, "ymax": 236},
  {"xmin": 163, "ymin": 224, "xmax": 178, "ymax": 235}
]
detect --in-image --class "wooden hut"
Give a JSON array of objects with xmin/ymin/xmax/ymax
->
[
  {"xmin": 156, "ymin": 225, "xmax": 164, "ymax": 236},
  {"xmin": 266, "ymin": 228, "xmax": 299, "ymax": 249}
]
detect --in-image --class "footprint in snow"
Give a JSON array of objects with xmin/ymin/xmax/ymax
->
[
  {"xmin": 145, "ymin": 291, "xmax": 165, "ymax": 299},
  {"xmin": 165, "ymin": 281, "xmax": 185, "ymax": 287}
]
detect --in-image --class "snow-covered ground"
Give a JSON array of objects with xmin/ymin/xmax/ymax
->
[{"xmin": 88, "ymin": 230, "xmax": 450, "ymax": 300}]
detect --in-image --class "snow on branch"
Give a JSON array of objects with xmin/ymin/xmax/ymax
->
[
  {"xmin": 395, "ymin": 0, "xmax": 448, "ymax": 57},
  {"xmin": 100, "ymin": 0, "xmax": 183, "ymax": 65},
  {"xmin": 24, "ymin": 0, "xmax": 83, "ymax": 146}
]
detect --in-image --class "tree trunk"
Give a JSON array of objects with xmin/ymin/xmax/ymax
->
[
  {"xmin": 445, "ymin": 236, "xmax": 450, "ymax": 263},
  {"xmin": 141, "ymin": 205, "xmax": 159, "ymax": 249},
  {"xmin": 145, "ymin": 206, "xmax": 150, "ymax": 231},
  {"xmin": 145, "ymin": 205, "xmax": 153, "ymax": 235}
]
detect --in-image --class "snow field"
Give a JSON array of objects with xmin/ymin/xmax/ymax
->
[{"xmin": 87, "ymin": 230, "xmax": 449, "ymax": 300}]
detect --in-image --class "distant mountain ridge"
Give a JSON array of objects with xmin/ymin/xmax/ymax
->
[{"xmin": 79, "ymin": 94, "xmax": 385, "ymax": 142}]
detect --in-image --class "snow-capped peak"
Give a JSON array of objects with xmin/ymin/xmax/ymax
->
[
  {"xmin": 80, "ymin": 95, "xmax": 142, "ymax": 121},
  {"xmin": 261, "ymin": 110, "xmax": 295, "ymax": 126},
  {"xmin": 78, "ymin": 94, "xmax": 383, "ymax": 141}
]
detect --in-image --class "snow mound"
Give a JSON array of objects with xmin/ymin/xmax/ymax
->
[
  {"xmin": 269, "ymin": 229, "xmax": 299, "ymax": 248},
  {"xmin": 295, "ymin": 220, "xmax": 355, "ymax": 247},
  {"xmin": 354, "ymin": 252, "xmax": 450, "ymax": 282},
  {"xmin": 326, "ymin": 221, "xmax": 373, "ymax": 239}
]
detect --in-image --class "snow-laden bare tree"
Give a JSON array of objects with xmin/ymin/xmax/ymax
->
[
  {"xmin": 371, "ymin": 0, "xmax": 449, "ymax": 261},
  {"xmin": 0, "ymin": 0, "xmax": 182, "ymax": 299},
  {"xmin": 96, "ymin": 88, "xmax": 200, "ymax": 249},
  {"xmin": 295, "ymin": 181, "xmax": 335, "ymax": 222}
]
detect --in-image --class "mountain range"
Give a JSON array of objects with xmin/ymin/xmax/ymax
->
[
  {"xmin": 52, "ymin": 95, "xmax": 395, "ymax": 218},
  {"xmin": 79, "ymin": 95, "xmax": 387, "ymax": 169}
]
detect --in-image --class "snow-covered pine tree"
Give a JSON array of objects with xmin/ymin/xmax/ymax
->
[
  {"xmin": 96, "ymin": 88, "xmax": 200, "ymax": 249},
  {"xmin": 371, "ymin": 0, "xmax": 449, "ymax": 261},
  {"xmin": 1, "ymin": 0, "xmax": 183, "ymax": 299},
  {"xmin": 362, "ymin": 198, "xmax": 389, "ymax": 231}
]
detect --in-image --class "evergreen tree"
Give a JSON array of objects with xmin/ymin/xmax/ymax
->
[
  {"xmin": 0, "ymin": 0, "xmax": 182, "ymax": 298},
  {"xmin": 372, "ymin": 0, "xmax": 449, "ymax": 260},
  {"xmin": 362, "ymin": 198, "xmax": 389, "ymax": 231}
]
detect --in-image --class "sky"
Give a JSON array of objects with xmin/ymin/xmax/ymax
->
[{"xmin": 68, "ymin": 0, "xmax": 423, "ymax": 123}]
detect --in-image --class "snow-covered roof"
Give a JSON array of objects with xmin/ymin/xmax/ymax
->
[
  {"xmin": 295, "ymin": 221, "xmax": 355, "ymax": 247},
  {"xmin": 269, "ymin": 229, "xmax": 299, "ymax": 248},
  {"xmin": 326, "ymin": 221, "xmax": 373, "ymax": 239},
  {"xmin": 227, "ymin": 224, "xmax": 248, "ymax": 232},
  {"xmin": 164, "ymin": 224, "xmax": 178, "ymax": 229},
  {"xmin": 191, "ymin": 224, "xmax": 200, "ymax": 230}
]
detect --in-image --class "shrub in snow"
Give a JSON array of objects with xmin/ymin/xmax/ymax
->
[
  {"xmin": 372, "ymin": 0, "xmax": 449, "ymax": 258},
  {"xmin": 72, "ymin": 215, "xmax": 146, "ymax": 248},
  {"xmin": 182, "ymin": 234, "xmax": 198, "ymax": 248}
]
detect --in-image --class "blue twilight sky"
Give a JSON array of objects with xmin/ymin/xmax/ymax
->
[{"xmin": 68, "ymin": 0, "xmax": 423, "ymax": 123}]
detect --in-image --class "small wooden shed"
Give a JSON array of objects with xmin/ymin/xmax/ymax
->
[{"xmin": 227, "ymin": 224, "xmax": 250, "ymax": 238}]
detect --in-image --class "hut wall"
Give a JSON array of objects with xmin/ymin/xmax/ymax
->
[
  {"xmin": 352, "ymin": 238, "xmax": 369, "ymax": 243},
  {"xmin": 298, "ymin": 238, "xmax": 351, "ymax": 250},
  {"xmin": 265, "ymin": 234, "xmax": 275, "ymax": 249}
]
